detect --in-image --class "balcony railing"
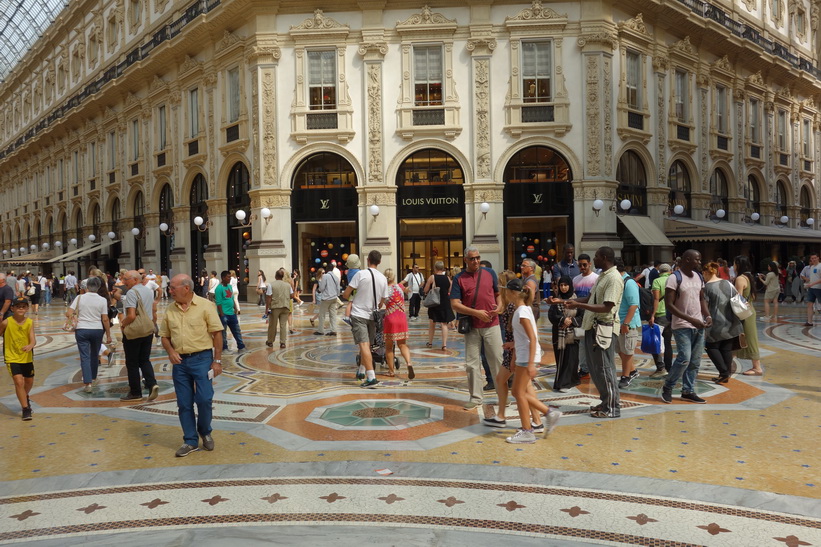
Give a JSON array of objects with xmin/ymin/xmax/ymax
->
[
  {"xmin": 412, "ymin": 109, "xmax": 445, "ymax": 126},
  {"xmin": 627, "ymin": 111, "xmax": 643, "ymax": 130},
  {"xmin": 522, "ymin": 105, "xmax": 555, "ymax": 123}
]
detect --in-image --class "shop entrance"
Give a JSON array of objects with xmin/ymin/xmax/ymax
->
[{"xmin": 396, "ymin": 148, "xmax": 465, "ymax": 278}]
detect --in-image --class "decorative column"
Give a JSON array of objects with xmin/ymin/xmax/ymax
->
[
  {"xmin": 576, "ymin": 29, "xmax": 621, "ymax": 257},
  {"xmin": 358, "ymin": 36, "xmax": 396, "ymax": 271},
  {"xmin": 466, "ymin": 30, "xmax": 502, "ymax": 269},
  {"xmin": 245, "ymin": 42, "xmax": 287, "ymax": 275},
  {"xmin": 203, "ymin": 198, "xmax": 226, "ymax": 273},
  {"xmin": 169, "ymin": 205, "xmax": 190, "ymax": 277},
  {"xmin": 142, "ymin": 212, "xmax": 160, "ymax": 271}
]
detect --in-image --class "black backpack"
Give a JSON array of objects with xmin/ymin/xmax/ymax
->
[
  {"xmin": 623, "ymin": 277, "xmax": 654, "ymax": 322},
  {"xmin": 665, "ymin": 270, "xmax": 705, "ymax": 321}
]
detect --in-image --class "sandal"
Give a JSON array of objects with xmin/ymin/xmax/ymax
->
[
  {"xmin": 742, "ymin": 369, "xmax": 763, "ymax": 376},
  {"xmin": 589, "ymin": 404, "xmax": 604, "ymax": 412},
  {"xmin": 425, "ymin": 342, "xmax": 432, "ymax": 348},
  {"xmin": 441, "ymin": 346, "xmax": 447, "ymax": 351},
  {"xmin": 407, "ymin": 365, "xmax": 415, "ymax": 380}
]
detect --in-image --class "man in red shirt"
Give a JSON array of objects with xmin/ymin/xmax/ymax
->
[{"xmin": 450, "ymin": 246, "xmax": 502, "ymax": 410}]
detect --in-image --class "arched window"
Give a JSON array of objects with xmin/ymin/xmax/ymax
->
[
  {"xmin": 90, "ymin": 204, "xmax": 100, "ymax": 240},
  {"xmin": 668, "ymin": 161, "xmax": 691, "ymax": 217},
  {"xmin": 502, "ymin": 146, "xmax": 570, "ymax": 184},
  {"xmin": 615, "ymin": 150, "xmax": 647, "ymax": 215},
  {"xmin": 133, "ymin": 191, "xmax": 145, "ymax": 268},
  {"xmin": 294, "ymin": 153, "xmax": 357, "ymax": 188},
  {"xmin": 708, "ymin": 170, "xmax": 729, "ymax": 221},
  {"xmin": 775, "ymin": 180, "xmax": 788, "ymax": 218},
  {"xmin": 800, "ymin": 185, "xmax": 813, "ymax": 227},
  {"xmin": 227, "ymin": 162, "xmax": 251, "ymax": 290},
  {"xmin": 159, "ymin": 184, "xmax": 174, "ymax": 273},
  {"xmin": 397, "ymin": 149, "xmax": 465, "ymax": 186},
  {"xmin": 744, "ymin": 175, "xmax": 761, "ymax": 223},
  {"xmin": 190, "ymin": 174, "xmax": 208, "ymax": 278}
]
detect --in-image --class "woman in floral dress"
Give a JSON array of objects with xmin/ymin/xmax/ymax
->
[{"xmin": 382, "ymin": 269, "xmax": 413, "ymax": 379}]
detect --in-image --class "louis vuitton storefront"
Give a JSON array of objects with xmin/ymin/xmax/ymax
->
[
  {"xmin": 503, "ymin": 146, "xmax": 573, "ymax": 271},
  {"xmin": 291, "ymin": 152, "xmax": 359, "ymax": 291}
]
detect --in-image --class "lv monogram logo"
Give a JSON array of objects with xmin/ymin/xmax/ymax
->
[
  {"xmin": 320, "ymin": 199, "xmax": 330, "ymax": 209},
  {"xmin": 532, "ymin": 193, "xmax": 543, "ymax": 204}
]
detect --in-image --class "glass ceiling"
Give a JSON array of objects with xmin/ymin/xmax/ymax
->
[{"xmin": 0, "ymin": 0, "xmax": 66, "ymax": 82}]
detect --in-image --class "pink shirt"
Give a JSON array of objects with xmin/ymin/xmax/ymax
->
[{"xmin": 666, "ymin": 271, "xmax": 704, "ymax": 330}]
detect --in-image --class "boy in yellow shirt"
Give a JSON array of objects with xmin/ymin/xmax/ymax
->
[{"xmin": 1, "ymin": 297, "xmax": 36, "ymax": 420}]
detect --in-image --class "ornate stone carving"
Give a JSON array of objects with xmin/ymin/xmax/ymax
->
[
  {"xmin": 586, "ymin": 56, "xmax": 601, "ymax": 177},
  {"xmin": 149, "ymin": 75, "xmax": 167, "ymax": 93},
  {"xmin": 577, "ymin": 30, "xmax": 618, "ymax": 51},
  {"xmin": 711, "ymin": 55, "xmax": 731, "ymax": 72},
  {"xmin": 261, "ymin": 70, "xmax": 276, "ymax": 186},
  {"xmin": 125, "ymin": 92, "xmax": 139, "ymax": 107},
  {"xmin": 258, "ymin": 191, "xmax": 291, "ymax": 208},
  {"xmin": 358, "ymin": 41, "xmax": 388, "ymax": 57},
  {"xmin": 746, "ymin": 71, "xmax": 764, "ymax": 87},
  {"xmin": 474, "ymin": 58, "xmax": 491, "ymax": 179},
  {"xmin": 621, "ymin": 13, "xmax": 648, "ymax": 34},
  {"xmin": 215, "ymin": 30, "xmax": 242, "ymax": 53},
  {"xmin": 466, "ymin": 38, "xmax": 497, "ymax": 54},
  {"xmin": 506, "ymin": 0, "xmax": 567, "ymax": 22},
  {"xmin": 740, "ymin": 0, "xmax": 756, "ymax": 12},
  {"xmin": 657, "ymin": 73, "xmax": 667, "ymax": 187},
  {"xmin": 701, "ymin": 87, "xmax": 709, "ymax": 191},
  {"xmin": 292, "ymin": 9, "xmax": 349, "ymax": 31},
  {"xmin": 180, "ymin": 55, "xmax": 202, "ymax": 75},
  {"xmin": 245, "ymin": 45, "xmax": 281, "ymax": 64},
  {"xmin": 366, "ymin": 63, "xmax": 383, "ymax": 184},
  {"xmin": 359, "ymin": 191, "xmax": 395, "ymax": 207},
  {"xmin": 670, "ymin": 36, "xmax": 696, "ymax": 56},
  {"xmin": 398, "ymin": 5, "xmax": 457, "ymax": 26},
  {"xmin": 696, "ymin": 72, "xmax": 710, "ymax": 88},
  {"xmin": 603, "ymin": 56, "xmax": 612, "ymax": 176}
]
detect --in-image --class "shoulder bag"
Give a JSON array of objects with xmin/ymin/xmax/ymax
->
[
  {"xmin": 369, "ymin": 269, "xmax": 386, "ymax": 329},
  {"xmin": 728, "ymin": 280, "xmax": 753, "ymax": 321},
  {"xmin": 457, "ymin": 268, "xmax": 482, "ymax": 335},
  {"xmin": 422, "ymin": 277, "xmax": 441, "ymax": 307},
  {"xmin": 333, "ymin": 274, "xmax": 344, "ymax": 307},
  {"xmin": 123, "ymin": 290, "xmax": 155, "ymax": 339}
]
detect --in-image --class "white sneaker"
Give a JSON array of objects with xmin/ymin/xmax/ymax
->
[
  {"xmin": 505, "ymin": 429, "xmax": 536, "ymax": 444},
  {"xmin": 544, "ymin": 409, "xmax": 562, "ymax": 436}
]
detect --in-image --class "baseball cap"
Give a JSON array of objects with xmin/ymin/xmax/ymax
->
[
  {"xmin": 12, "ymin": 297, "xmax": 29, "ymax": 306},
  {"xmin": 505, "ymin": 278, "xmax": 525, "ymax": 291},
  {"xmin": 658, "ymin": 263, "xmax": 672, "ymax": 273}
]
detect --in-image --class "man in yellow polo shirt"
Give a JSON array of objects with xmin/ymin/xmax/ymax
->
[{"xmin": 160, "ymin": 274, "xmax": 223, "ymax": 458}]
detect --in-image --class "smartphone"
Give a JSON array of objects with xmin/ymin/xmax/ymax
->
[{"xmin": 207, "ymin": 369, "xmax": 214, "ymax": 381}]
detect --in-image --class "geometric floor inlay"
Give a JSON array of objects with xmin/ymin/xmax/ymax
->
[{"xmin": 309, "ymin": 399, "xmax": 442, "ymax": 430}]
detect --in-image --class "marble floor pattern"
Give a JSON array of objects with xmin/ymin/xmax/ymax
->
[{"xmin": 1, "ymin": 300, "xmax": 819, "ymax": 546}]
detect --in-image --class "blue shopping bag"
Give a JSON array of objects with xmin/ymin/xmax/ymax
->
[{"xmin": 640, "ymin": 323, "xmax": 662, "ymax": 354}]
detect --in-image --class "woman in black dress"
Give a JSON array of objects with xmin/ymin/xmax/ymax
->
[
  {"xmin": 547, "ymin": 276, "xmax": 582, "ymax": 392},
  {"xmin": 422, "ymin": 260, "xmax": 455, "ymax": 350}
]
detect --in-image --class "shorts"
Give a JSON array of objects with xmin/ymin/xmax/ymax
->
[
  {"xmin": 7, "ymin": 362, "xmax": 34, "ymax": 378},
  {"xmin": 807, "ymin": 287, "xmax": 821, "ymax": 303},
  {"xmin": 616, "ymin": 328, "xmax": 638, "ymax": 356},
  {"xmin": 764, "ymin": 289, "xmax": 780, "ymax": 301},
  {"xmin": 350, "ymin": 315, "xmax": 375, "ymax": 345}
]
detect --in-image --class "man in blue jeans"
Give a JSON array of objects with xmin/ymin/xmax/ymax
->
[
  {"xmin": 661, "ymin": 249, "xmax": 712, "ymax": 404},
  {"xmin": 215, "ymin": 270, "xmax": 246, "ymax": 352},
  {"xmin": 160, "ymin": 275, "xmax": 223, "ymax": 457}
]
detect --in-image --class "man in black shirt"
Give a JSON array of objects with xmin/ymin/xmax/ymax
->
[{"xmin": 0, "ymin": 273, "xmax": 15, "ymax": 319}]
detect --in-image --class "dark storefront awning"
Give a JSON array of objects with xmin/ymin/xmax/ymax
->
[
  {"xmin": 0, "ymin": 250, "xmax": 56, "ymax": 265},
  {"xmin": 665, "ymin": 218, "xmax": 821, "ymax": 242},
  {"xmin": 618, "ymin": 215, "xmax": 673, "ymax": 247}
]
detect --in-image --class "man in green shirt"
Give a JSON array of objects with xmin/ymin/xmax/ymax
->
[
  {"xmin": 565, "ymin": 246, "xmax": 623, "ymax": 418},
  {"xmin": 648, "ymin": 263, "xmax": 673, "ymax": 378},
  {"xmin": 214, "ymin": 270, "xmax": 246, "ymax": 352}
]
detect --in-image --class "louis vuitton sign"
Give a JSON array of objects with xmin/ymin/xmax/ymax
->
[{"xmin": 398, "ymin": 185, "xmax": 463, "ymax": 218}]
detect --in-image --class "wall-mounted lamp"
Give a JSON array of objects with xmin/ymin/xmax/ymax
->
[
  {"xmin": 107, "ymin": 231, "xmax": 117, "ymax": 240},
  {"xmin": 131, "ymin": 227, "xmax": 146, "ymax": 240},
  {"xmin": 707, "ymin": 207, "xmax": 726, "ymax": 224},
  {"xmin": 88, "ymin": 234, "xmax": 96, "ymax": 243},
  {"xmin": 260, "ymin": 207, "xmax": 272, "ymax": 225},
  {"xmin": 193, "ymin": 216, "xmax": 212, "ymax": 232},
  {"xmin": 10, "ymin": 248, "xmax": 17, "ymax": 255},
  {"xmin": 1, "ymin": 249, "xmax": 6, "ymax": 256},
  {"xmin": 159, "ymin": 222, "xmax": 176, "ymax": 236},
  {"xmin": 42, "ymin": 242, "xmax": 50, "ymax": 250},
  {"xmin": 667, "ymin": 204, "xmax": 685, "ymax": 218},
  {"xmin": 742, "ymin": 211, "xmax": 760, "ymax": 225},
  {"xmin": 69, "ymin": 238, "xmax": 78, "ymax": 246},
  {"xmin": 773, "ymin": 215, "xmax": 790, "ymax": 227},
  {"xmin": 55, "ymin": 241, "xmax": 62, "ymax": 248},
  {"xmin": 803, "ymin": 217, "xmax": 816, "ymax": 229},
  {"xmin": 479, "ymin": 201, "xmax": 490, "ymax": 219},
  {"xmin": 235, "ymin": 210, "xmax": 254, "ymax": 227},
  {"xmin": 30, "ymin": 244, "xmax": 37, "ymax": 252},
  {"xmin": 591, "ymin": 191, "xmax": 631, "ymax": 216},
  {"xmin": 19, "ymin": 247, "xmax": 26, "ymax": 255},
  {"xmin": 369, "ymin": 204, "xmax": 380, "ymax": 219}
]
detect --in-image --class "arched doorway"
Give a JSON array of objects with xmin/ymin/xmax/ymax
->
[
  {"xmin": 503, "ymin": 145, "xmax": 572, "ymax": 272},
  {"xmin": 190, "ymin": 175, "xmax": 208, "ymax": 280},
  {"xmin": 88, "ymin": 203, "xmax": 101, "ymax": 269},
  {"xmin": 291, "ymin": 152, "xmax": 358, "ymax": 293},
  {"xmin": 158, "ymin": 184, "xmax": 174, "ymax": 275},
  {"xmin": 616, "ymin": 150, "xmax": 648, "ymax": 215},
  {"xmin": 397, "ymin": 148, "xmax": 465, "ymax": 275},
  {"xmin": 800, "ymin": 185, "xmax": 813, "ymax": 227},
  {"xmin": 226, "ymin": 162, "xmax": 251, "ymax": 299},
  {"xmin": 775, "ymin": 180, "xmax": 789, "ymax": 220},
  {"xmin": 133, "ymin": 191, "xmax": 145, "ymax": 269},
  {"xmin": 744, "ymin": 175, "xmax": 761, "ymax": 223},
  {"xmin": 708, "ymin": 169, "xmax": 729, "ymax": 221}
]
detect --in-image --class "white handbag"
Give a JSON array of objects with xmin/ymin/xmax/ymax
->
[{"xmin": 728, "ymin": 281, "xmax": 753, "ymax": 321}]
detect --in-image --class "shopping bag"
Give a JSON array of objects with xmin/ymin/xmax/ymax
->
[{"xmin": 640, "ymin": 323, "xmax": 662, "ymax": 354}]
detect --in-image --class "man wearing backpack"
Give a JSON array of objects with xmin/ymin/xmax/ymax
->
[
  {"xmin": 616, "ymin": 259, "xmax": 641, "ymax": 388},
  {"xmin": 649, "ymin": 263, "xmax": 673, "ymax": 378},
  {"xmin": 661, "ymin": 250, "xmax": 712, "ymax": 404}
]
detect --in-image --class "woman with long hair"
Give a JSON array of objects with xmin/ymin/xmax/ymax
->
[
  {"xmin": 382, "ymin": 269, "xmax": 413, "ymax": 378},
  {"xmin": 757, "ymin": 261, "xmax": 780, "ymax": 322},
  {"xmin": 422, "ymin": 260, "xmax": 455, "ymax": 351},
  {"xmin": 702, "ymin": 261, "xmax": 744, "ymax": 383},
  {"xmin": 547, "ymin": 275, "xmax": 582, "ymax": 392},
  {"xmin": 734, "ymin": 256, "xmax": 763, "ymax": 375},
  {"xmin": 257, "ymin": 270, "xmax": 267, "ymax": 307}
]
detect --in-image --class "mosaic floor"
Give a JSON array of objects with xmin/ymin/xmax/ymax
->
[{"xmin": 1, "ymin": 299, "xmax": 819, "ymax": 546}]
